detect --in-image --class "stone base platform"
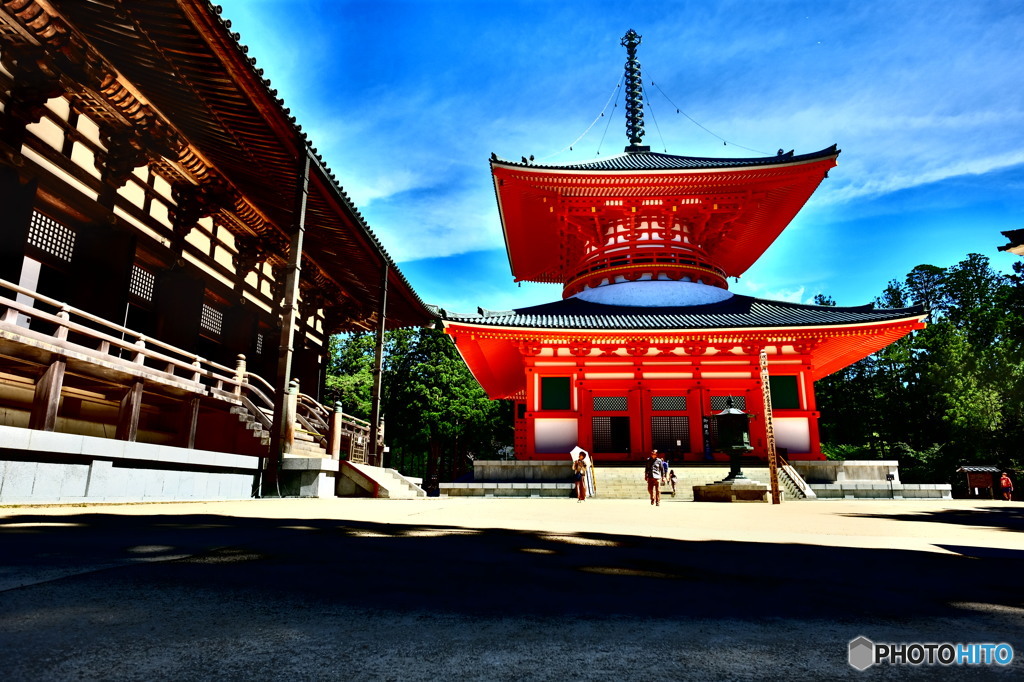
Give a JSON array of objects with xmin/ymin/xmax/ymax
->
[{"xmin": 692, "ymin": 481, "xmax": 778, "ymax": 503}]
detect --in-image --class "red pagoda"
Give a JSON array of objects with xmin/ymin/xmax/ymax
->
[{"xmin": 437, "ymin": 30, "xmax": 925, "ymax": 463}]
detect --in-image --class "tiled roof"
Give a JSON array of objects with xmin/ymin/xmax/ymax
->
[
  {"xmin": 494, "ymin": 146, "xmax": 839, "ymax": 172},
  {"xmin": 434, "ymin": 294, "xmax": 925, "ymax": 331}
]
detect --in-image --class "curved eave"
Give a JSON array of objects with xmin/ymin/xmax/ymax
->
[
  {"xmin": 491, "ymin": 145, "xmax": 840, "ymax": 173},
  {"xmin": 491, "ymin": 148, "xmax": 839, "ymax": 284},
  {"xmin": 439, "ymin": 311, "xmax": 925, "ymax": 399},
  {"xmin": 43, "ymin": 0, "xmax": 431, "ymax": 330}
]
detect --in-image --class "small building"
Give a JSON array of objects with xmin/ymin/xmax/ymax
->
[
  {"xmin": 0, "ymin": 1, "xmax": 431, "ymax": 503},
  {"xmin": 956, "ymin": 465, "xmax": 1002, "ymax": 499}
]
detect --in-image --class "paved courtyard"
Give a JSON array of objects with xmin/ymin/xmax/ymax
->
[{"xmin": 1, "ymin": 497, "xmax": 1023, "ymax": 680}]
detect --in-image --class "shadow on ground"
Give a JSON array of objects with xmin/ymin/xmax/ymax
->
[
  {"xmin": 1, "ymin": 512, "xmax": 1022, "ymax": 680},
  {"xmin": 843, "ymin": 505, "xmax": 1024, "ymax": 534},
  {"xmin": 1, "ymin": 512, "xmax": 1022, "ymax": 618}
]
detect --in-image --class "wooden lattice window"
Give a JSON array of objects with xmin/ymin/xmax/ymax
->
[
  {"xmin": 593, "ymin": 396, "xmax": 627, "ymax": 411},
  {"xmin": 129, "ymin": 264, "xmax": 155, "ymax": 302},
  {"xmin": 28, "ymin": 211, "xmax": 75, "ymax": 262},
  {"xmin": 710, "ymin": 395, "xmax": 746, "ymax": 411},
  {"xmin": 592, "ymin": 416, "xmax": 630, "ymax": 453},
  {"xmin": 200, "ymin": 302, "xmax": 223, "ymax": 336},
  {"xmin": 651, "ymin": 395, "xmax": 686, "ymax": 411}
]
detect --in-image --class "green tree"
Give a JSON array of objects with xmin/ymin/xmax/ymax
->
[
  {"xmin": 817, "ymin": 252, "xmax": 1024, "ymax": 492},
  {"xmin": 323, "ymin": 333, "xmax": 374, "ymax": 419},
  {"xmin": 327, "ymin": 327, "xmax": 513, "ymax": 490}
]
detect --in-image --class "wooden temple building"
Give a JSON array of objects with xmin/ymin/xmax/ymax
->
[
  {"xmin": 438, "ymin": 30, "xmax": 927, "ymax": 464},
  {"xmin": 0, "ymin": 1, "xmax": 432, "ymax": 503}
]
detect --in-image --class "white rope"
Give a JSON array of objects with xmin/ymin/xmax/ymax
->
[{"xmin": 539, "ymin": 77, "xmax": 623, "ymax": 161}]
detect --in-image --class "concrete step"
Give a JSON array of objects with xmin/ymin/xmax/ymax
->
[
  {"xmin": 294, "ymin": 429, "xmax": 323, "ymax": 443},
  {"xmin": 377, "ymin": 469, "xmax": 426, "ymax": 498},
  {"xmin": 290, "ymin": 441, "xmax": 328, "ymax": 456},
  {"xmin": 590, "ymin": 466, "xmax": 738, "ymax": 499}
]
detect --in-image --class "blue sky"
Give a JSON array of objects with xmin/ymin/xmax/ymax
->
[{"xmin": 217, "ymin": 0, "xmax": 1024, "ymax": 312}]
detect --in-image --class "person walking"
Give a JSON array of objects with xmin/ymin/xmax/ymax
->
[
  {"xmin": 1000, "ymin": 472, "xmax": 1014, "ymax": 501},
  {"xmin": 572, "ymin": 452, "xmax": 589, "ymax": 502},
  {"xmin": 644, "ymin": 449, "xmax": 662, "ymax": 506}
]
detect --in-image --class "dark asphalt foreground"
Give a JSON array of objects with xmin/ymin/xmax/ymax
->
[{"xmin": 1, "ymin": 499, "xmax": 1023, "ymax": 681}]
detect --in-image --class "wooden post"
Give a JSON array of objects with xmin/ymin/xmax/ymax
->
[
  {"xmin": 282, "ymin": 380, "xmax": 298, "ymax": 456},
  {"xmin": 55, "ymin": 306, "xmax": 70, "ymax": 341},
  {"xmin": 234, "ymin": 354, "xmax": 246, "ymax": 396},
  {"xmin": 759, "ymin": 349, "xmax": 782, "ymax": 504},
  {"xmin": 116, "ymin": 379, "xmax": 144, "ymax": 442},
  {"xmin": 268, "ymin": 153, "xmax": 311, "ymax": 494},
  {"xmin": 327, "ymin": 403, "xmax": 343, "ymax": 458},
  {"xmin": 29, "ymin": 358, "xmax": 66, "ymax": 431},
  {"xmin": 132, "ymin": 336, "xmax": 146, "ymax": 364},
  {"xmin": 179, "ymin": 395, "xmax": 201, "ymax": 449},
  {"xmin": 368, "ymin": 264, "xmax": 388, "ymax": 466}
]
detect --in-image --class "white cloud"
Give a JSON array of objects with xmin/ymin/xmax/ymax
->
[{"xmin": 732, "ymin": 281, "xmax": 812, "ymax": 305}]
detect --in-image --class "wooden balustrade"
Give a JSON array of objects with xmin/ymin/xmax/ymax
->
[{"xmin": 0, "ymin": 277, "xmax": 374, "ymax": 459}]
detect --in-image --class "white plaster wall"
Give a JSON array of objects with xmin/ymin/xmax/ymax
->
[
  {"xmin": 534, "ymin": 418, "xmax": 578, "ymax": 454},
  {"xmin": 774, "ymin": 417, "xmax": 811, "ymax": 454}
]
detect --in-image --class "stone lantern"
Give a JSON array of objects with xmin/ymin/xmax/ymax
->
[
  {"xmin": 693, "ymin": 396, "xmax": 770, "ymax": 502},
  {"xmin": 714, "ymin": 396, "xmax": 753, "ymax": 483}
]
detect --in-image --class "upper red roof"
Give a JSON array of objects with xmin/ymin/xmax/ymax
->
[{"xmin": 491, "ymin": 146, "xmax": 839, "ymax": 285}]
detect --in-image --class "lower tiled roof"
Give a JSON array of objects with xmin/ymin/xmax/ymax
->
[{"xmin": 434, "ymin": 294, "xmax": 926, "ymax": 331}]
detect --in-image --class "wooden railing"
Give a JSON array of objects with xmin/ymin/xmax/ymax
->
[
  {"xmin": 0, "ymin": 277, "xmax": 375, "ymax": 461},
  {"xmin": 0, "ymin": 278, "xmax": 240, "ymax": 393}
]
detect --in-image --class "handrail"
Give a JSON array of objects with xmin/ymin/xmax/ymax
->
[
  {"xmin": 239, "ymin": 393, "xmax": 273, "ymax": 430},
  {"xmin": 777, "ymin": 455, "xmax": 817, "ymax": 499},
  {"xmin": 243, "ymin": 370, "xmax": 276, "ymax": 396}
]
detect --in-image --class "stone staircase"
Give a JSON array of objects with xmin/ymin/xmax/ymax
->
[
  {"xmin": 438, "ymin": 460, "xmax": 811, "ymax": 501},
  {"xmin": 230, "ymin": 404, "xmax": 270, "ymax": 447},
  {"xmin": 594, "ymin": 466, "xmax": 725, "ymax": 500},
  {"xmin": 340, "ymin": 461, "xmax": 427, "ymax": 498},
  {"xmin": 228, "ymin": 405, "xmax": 332, "ymax": 457},
  {"xmin": 593, "ymin": 464, "xmax": 809, "ymax": 501},
  {"xmin": 291, "ymin": 428, "xmax": 328, "ymax": 457}
]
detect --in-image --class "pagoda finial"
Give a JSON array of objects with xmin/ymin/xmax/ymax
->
[{"xmin": 621, "ymin": 29, "xmax": 649, "ymax": 152}]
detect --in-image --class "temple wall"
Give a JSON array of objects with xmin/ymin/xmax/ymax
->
[{"xmin": 517, "ymin": 356, "xmax": 824, "ymax": 462}]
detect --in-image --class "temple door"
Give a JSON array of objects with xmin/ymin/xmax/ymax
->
[{"xmin": 644, "ymin": 389, "xmax": 693, "ymax": 464}]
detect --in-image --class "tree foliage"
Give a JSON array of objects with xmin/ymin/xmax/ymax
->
[
  {"xmin": 325, "ymin": 327, "xmax": 513, "ymax": 491},
  {"xmin": 816, "ymin": 253, "xmax": 1024, "ymax": 493}
]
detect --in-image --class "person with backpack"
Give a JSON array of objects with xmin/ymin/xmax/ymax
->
[{"xmin": 644, "ymin": 449, "xmax": 663, "ymax": 506}]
